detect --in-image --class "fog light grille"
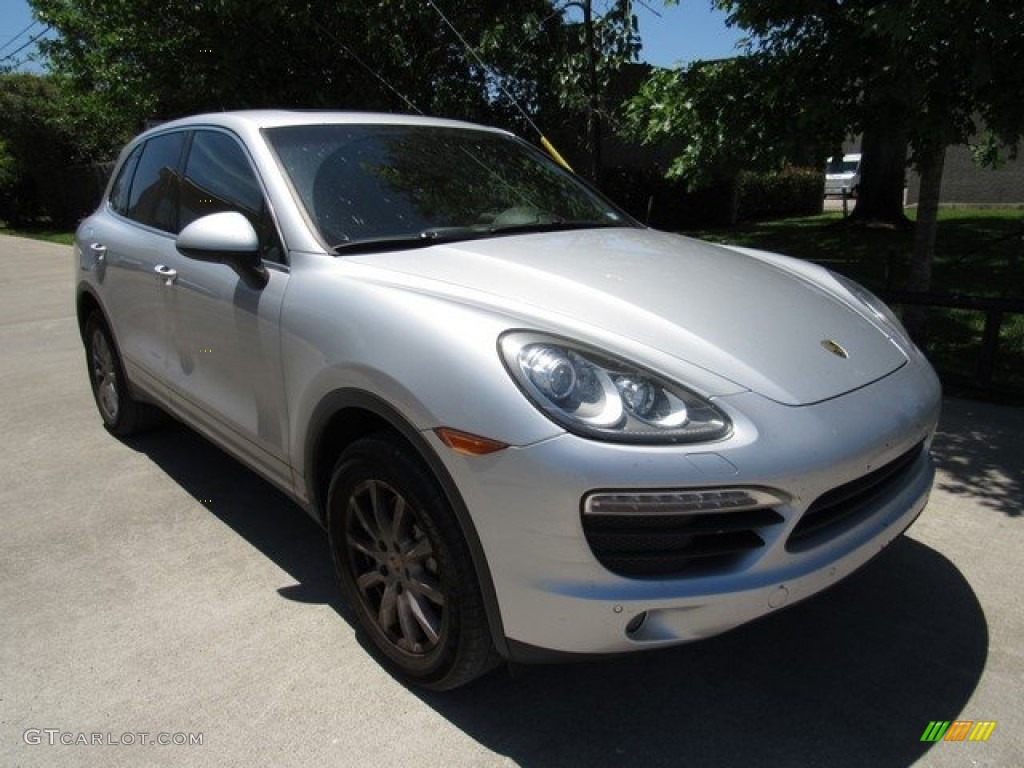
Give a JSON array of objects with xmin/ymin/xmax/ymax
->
[
  {"xmin": 787, "ymin": 442, "xmax": 925, "ymax": 551},
  {"xmin": 582, "ymin": 489, "xmax": 785, "ymax": 578}
]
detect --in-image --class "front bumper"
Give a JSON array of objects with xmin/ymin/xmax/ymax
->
[
  {"xmin": 428, "ymin": 359, "xmax": 941, "ymax": 656},
  {"xmin": 510, "ymin": 452, "xmax": 931, "ymax": 661}
]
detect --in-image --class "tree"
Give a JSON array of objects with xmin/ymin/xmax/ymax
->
[
  {"xmin": 29, "ymin": 0, "xmax": 570, "ymax": 157},
  {"xmin": 705, "ymin": 1, "xmax": 914, "ymax": 227},
  {"xmin": 627, "ymin": 1, "xmax": 1023, "ymax": 337},
  {"xmin": 0, "ymin": 73, "xmax": 78, "ymax": 225},
  {"xmin": 622, "ymin": 54, "xmax": 831, "ymax": 223},
  {"xmin": 714, "ymin": 0, "xmax": 1024, "ymax": 337}
]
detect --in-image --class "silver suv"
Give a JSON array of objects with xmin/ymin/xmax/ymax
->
[{"xmin": 77, "ymin": 112, "xmax": 940, "ymax": 689}]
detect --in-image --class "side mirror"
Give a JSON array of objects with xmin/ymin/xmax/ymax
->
[{"xmin": 176, "ymin": 211, "xmax": 269, "ymax": 289}]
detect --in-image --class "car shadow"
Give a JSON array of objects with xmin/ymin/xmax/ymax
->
[
  {"xmin": 419, "ymin": 536, "xmax": 986, "ymax": 767},
  {"xmin": 122, "ymin": 421, "xmax": 346, "ymax": 616},
  {"xmin": 124, "ymin": 420, "xmax": 988, "ymax": 767}
]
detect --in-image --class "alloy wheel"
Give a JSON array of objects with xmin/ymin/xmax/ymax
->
[
  {"xmin": 343, "ymin": 479, "xmax": 447, "ymax": 656},
  {"xmin": 90, "ymin": 329, "xmax": 120, "ymax": 423}
]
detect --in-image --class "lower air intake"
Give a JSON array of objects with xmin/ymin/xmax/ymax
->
[{"xmin": 787, "ymin": 442, "xmax": 925, "ymax": 552}]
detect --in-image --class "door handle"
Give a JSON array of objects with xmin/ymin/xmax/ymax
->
[{"xmin": 154, "ymin": 264, "xmax": 178, "ymax": 285}]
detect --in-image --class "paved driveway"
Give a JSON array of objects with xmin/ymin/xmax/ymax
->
[{"xmin": 2, "ymin": 234, "xmax": 1022, "ymax": 767}]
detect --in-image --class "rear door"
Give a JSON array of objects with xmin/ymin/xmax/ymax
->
[{"xmin": 84, "ymin": 130, "xmax": 187, "ymax": 396}]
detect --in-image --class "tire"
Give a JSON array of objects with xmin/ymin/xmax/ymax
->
[
  {"xmin": 84, "ymin": 312, "xmax": 163, "ymax": 436},
  {"xmin": 327, "ymin": 434, "xmax": 498, "ymax": 690}
]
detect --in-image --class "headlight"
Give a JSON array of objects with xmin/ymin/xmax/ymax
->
[
  {"xmin": 499, "ymin": 332, "xmax": 731, "ymax": 443},
  {"xmin": 831, "ymin": 272, "xmax": 911, "ymax": 343}
]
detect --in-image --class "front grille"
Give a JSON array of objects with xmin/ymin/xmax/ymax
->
[
  {"xmin": 787, "ymin": 442, "xmax": 925, "ymax": 551},
  {"xmin": 582, "ymin": 507, "xmax": 784, "ymax": 578}
]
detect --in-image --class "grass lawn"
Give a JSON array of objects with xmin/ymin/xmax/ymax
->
[
  {"xmin": 689, "ymin": 208, "xmax": 1024, "ymax": 400},
  {"xmin": 0, "ymin": 226, "xmax": 75, "ymax": 246},
  {"xmin": 689, "ymin": 208, "xmax": 1023, "ymax": 295}
]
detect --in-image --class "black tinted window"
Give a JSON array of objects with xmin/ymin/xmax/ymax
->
[
  {"xmin": 180, "ymin": 131, "xmax": 281, "ymax": 262},
  {"xmin": 126, "ymin": 132, "xmax": 186, "ymax": 232},
  {"xmin": 180, "ymin": 131, "xmax": 263, "ymax": 228},
  {"xmin": 108, "ymin": 143, "xmax": 143, "ymax": 215}
]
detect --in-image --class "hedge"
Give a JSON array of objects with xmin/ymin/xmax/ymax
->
[{"xmin": 602, "ymin": 166, "xmax": 824, "ymax": 230}]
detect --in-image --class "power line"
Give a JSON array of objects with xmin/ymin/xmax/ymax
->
[
  {"xmin": 312, "ymin": 20, "xmax": 423, "ymax": 115},
  {"xmin": 424, "ymin": 0, "xmax": 543, "ymax": 138},
  {"xmin": 635, "ymin": 0, "xmax": 662, "ymax": 18},
  {"xmin": 424, "ymin": 0, "xmax": 574, "ymax": 171},
  {"xmin": 0, "ymin": 20, "xmax": 40, "ymax": 56},
  {"xmin": 0, "ymin": 25, "xmax": 51, "ymax": 65}
]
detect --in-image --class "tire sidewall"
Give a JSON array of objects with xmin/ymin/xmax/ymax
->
[
  {"xmin": 327, "ymin": 437, "xmax": 467, "ymax": 686},
  {"xmin": 84, "ymin": 314, "xmax": 125, "ymax": 432}
]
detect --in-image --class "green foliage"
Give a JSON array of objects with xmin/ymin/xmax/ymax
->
[
  {"xmin": 969, "ymin": 133, "xmax": 1019, "ymax": 170},
  {"xmin": 736, "ymin": 167, "xmax": 823, "ymax": 221},
  {"xmin": 0, "ymin": 138, "xmax": 17, "ymax": 190},
  {"xmin": 24, "ymin": 0, "xmax": 647, "ymax": 192},
  {"xmin": 0, "ymin": 73, "xmax": 79, "ymax": 225},
  {"xmin": 638, "ymin": 0, "xmax": 1024, "ymax": 197},
  {"xmin": 642, "ymin": 0, "xmax": 1024, "ymax": 302},
  {"xmin": 622, "ymin": 56, "xmax": 828, "ymax": 191},
  {"xmin": 554, "ymin": 1, "xmax": 641, "ymax": 115},
  {"xmin": 30, "ymin": 0, "xmax": 573, "ymax": 146},
  {"xmin": 17, "ymin": 0, "xmax": 644, "ymax": 221},
  {"xmin": 602, "ymin": 163, "xmax": 821, "ymax": 229},
  {"xmin": 712, "ymin": 0, "xmax": 1024, "ymax": 168}
]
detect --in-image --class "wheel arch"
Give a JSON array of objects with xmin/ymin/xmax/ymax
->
[
  {"xmin": 76, "ymin": 283, "xmax": 107, "ymax": 341},
  {"xmin": 305, "ymin": 388, "xmax": 510, "ymax": 659}
]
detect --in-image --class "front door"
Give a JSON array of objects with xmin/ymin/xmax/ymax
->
[{"xmin": 161, "ymin": 129, "xmax": 292, "ymax": 488}]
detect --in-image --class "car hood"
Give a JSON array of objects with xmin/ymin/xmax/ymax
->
[{"xmin": 348, "ymin": 228, "xmax": 906, "ymax": 406}]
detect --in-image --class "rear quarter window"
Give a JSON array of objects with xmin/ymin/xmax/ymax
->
[
  {"xmin": 125, "ymin": 132, "xmax": 187, "ymax": 232},
  {"xmin": 108, "ymin": 143, "xmax": 144, "ymax": 216}
]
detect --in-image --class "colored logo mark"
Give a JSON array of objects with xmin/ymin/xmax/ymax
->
[{"xmin": 921, "ymin": 721, "xmax": 996, "ymax": 742}]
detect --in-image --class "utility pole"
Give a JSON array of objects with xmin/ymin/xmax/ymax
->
[
  {"xmin": 581, "ymin": 0, "xmax": 602, "ymax": 183},
  {"xmin": 565, "ymin": 0, "xmax": 603, "ymax": 183}
]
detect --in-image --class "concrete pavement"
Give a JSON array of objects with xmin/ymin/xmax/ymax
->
[{"xmin": 1, "ymin": 233, "xmax": 1022, "ymax": 767}]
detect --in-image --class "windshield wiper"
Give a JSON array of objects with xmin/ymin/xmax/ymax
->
[
  {"xmin": 331, "ymin": 220, "xmax": 621, "ymax": 254},
  {"xmin": 331, "ymin": 229, "xmax": 480, "ymax": 254},
  {"xmin": 486, "ymin": 219, "xmax": 618, "ymax": 236}
]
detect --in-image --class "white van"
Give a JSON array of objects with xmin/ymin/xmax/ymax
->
[{"xmin": 824, "ymin": 153, "xmax": 861, "ymax": 197}]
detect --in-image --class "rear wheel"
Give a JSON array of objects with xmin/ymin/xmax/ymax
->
[
  {"xmin": 84, "ymin": 313, "xmax": 162, "ymax": 436},
  {"xmin": 327, "ymin": 435, "xmax": 497, "ymax": 690}
]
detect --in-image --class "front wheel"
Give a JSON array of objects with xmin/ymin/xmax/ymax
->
[{"xmin": 327, "ymin": 435, "xmax": 497, "ymax": 690}]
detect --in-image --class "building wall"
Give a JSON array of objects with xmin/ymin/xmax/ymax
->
[{"xmin": 907, "ymin": 145, "xmax": 1024, "ymax": 205}]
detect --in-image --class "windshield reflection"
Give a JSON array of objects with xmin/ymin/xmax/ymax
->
[{"xmin": 265, "ymin": 124, "xmax": 630, "ymax": 251}]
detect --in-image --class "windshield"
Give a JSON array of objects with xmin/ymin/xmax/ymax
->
[
  {"xmin": 826, "ymin": 158, "xmax": 860, "ymax": 175},
  {"xmin": 264, "ymin": 123, "xmax": 631, "ymax": 251}
]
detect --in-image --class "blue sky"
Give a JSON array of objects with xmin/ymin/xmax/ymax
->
[
  {"xmin": 1, "ymin": 0, "xmax": 745, "ymax": 72},
  {"xmin": 635, "ymin": 0, "xmax": 745, "ymax": 66}
]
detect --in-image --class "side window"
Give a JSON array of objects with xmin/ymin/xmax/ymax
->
[
  {"xmin": 126, "ymin": 132, "xmax": 186, "ymax": 232},
  {"xmin": 180, "ymin": 131, "xmax": 282, "ymax": 262},
  {"xmin": 108, "ymin": 143, "xmax": 144, "ymax": 215}
]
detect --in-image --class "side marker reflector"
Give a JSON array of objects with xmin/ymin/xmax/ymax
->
[{"xmin": 434, "ymin": 428, "xmax": 508, "ymax": 456}]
